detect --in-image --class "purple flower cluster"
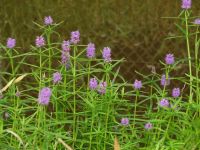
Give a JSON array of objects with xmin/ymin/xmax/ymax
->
[
  {"xmin": 98, "ymin": 81, "xmax": 107, "ymax": 94},
  {"xmin": 172, "ymin": 88, "xmax": 180, "ymax": 98},
  {"xmin": 159, "ymin": 98, "xmax": 170, "ymax": 108},
  {"xmin": 102, "ymin": 47, "xmax": 111, "ymax": 62},
  {"xmin": 87, "ymin": 43, "xmax": 95, "ymax": 58},
  {"xmin": 53, "ymin": 72, "xmax": 62, "ymax": 84},
  {"xmin": 38, "ymin": 87, "xmax": 52, "ymax": 105},
  {"xmin": 181, "ymin": 0, "xmax": 191, "ymax": 9},
  {"xmin": 145, "ymin": 122, "xmax": 153, "ymax": 130},
  {"xmin": 89, "ymin": 78, "xmax": 98, "ymax": 90},
  {"xmin": 160, "ymin": 74, "xmax": 170, "ymax": 86},
  {"xmin": 70, "ymin": 31, "xmax": 80, "ymax": 44},
  {"xmin": 133, "ymin": 79, "xmax": 142, "ymax": 90},
  {"xmin": 35, "ymin": 36, "xmax": 45, "ymax": 47},
  {"xmin": 121, "ymin": 118, "xmax": 129, "ymax": 126},
  {"xmin": 44, "ymin": 16, "xmax": 53, "ymax": 25},
  {"xmin": 89, "ymin": 78, "xmax": 107, "ymax": 94},
  {"xmin": 61, "ymin": 40, "xmax": 70, "ymax": 64},
  {"xmin": 165, "ymin": 54, "xmax": 174, "ymax": 65},
  {"xmin": 7, "ymin": 38, "xmax": 16, "ymax": 49}
]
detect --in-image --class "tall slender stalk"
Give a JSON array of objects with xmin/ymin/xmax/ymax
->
[
  {"xmin": 47, "ymin": 28, "xmax": 52, "ymax": 86},
  {"xmin": 195, "ymin": 26, "xmax": 200, "ymax": 116},
  {"xmin": 88, "ymin": 60, "xmax": 93, "ymax": 150},
  {"xmin": 185, "ymin": 10, "xmax": 193, "ymax": 102},
  {"xmin": 37, "ymin": 48, "xmax": 43, "ymax": 130},
  {"xmin": 89, "ymin": 100, "xmax": 94, "ymax": 150},
  {"xmin": 7, "ymin": 48, "xmax": 18, "ymax": 133},
  {"xmin": 134, "ymin": 90, "xmax": 139, "ymax": 126},
  {"xmin": 103, "ymin": 68, "xmax": 110, "ymax": 150},
  {"xmin": 39, "ymin": 48, "xmax": 42, "ymax": 88},
  {"xmin": 72, "ymin": 45, "xmax": 77, "ymax": 144}
]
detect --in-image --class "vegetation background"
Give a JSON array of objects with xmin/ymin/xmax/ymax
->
[
  {"xmin": 1, "ymin": 1, "xmax": 200, "ymax": 149},
  {"xmin": 1, "ymin": 0, "xmax": 200, "ymax": 80}
]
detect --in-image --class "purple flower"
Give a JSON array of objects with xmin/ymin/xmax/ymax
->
[
  {"xmin": 172, "ymin": 88, "xmax": 180, "ymax": 98},
  {"xmin": 102, "ymin": 47, "xmax": 111, "ymax": 62},
  {"xmin": 145, "ymin": 122, "xmax": 153, "ymax": 130},
  {"xmin": 70, "ymin": 31, "xmax": 80, "ymax": 44},
  {"xmin": 181, "ymin": 0, "xmax": 191, "ymax": 9},
  {"xmin": 98, "ymin": 81, "xmax": 107, "ymax": 94},
  {"xmin": 35, "ymin": 36, "xmax": 45, "ymax": 47},
  {"xmin": 89, "ymin": 78, "xmax": 98, "ymax": 90},
  {"xmin": 62, "ymin": 40, "xmax": 70, "ymax": 52},
  {"xmin": 7, "ymin": 38, "xmax": 16, "ymax": 49},
  {"xmin": 15, "ymin": 91, "xmax": 21, "ymax": 97},
  {"xmin": 44, "ymin": 16, "xmax": 53, "ymax": 25},
  {"xmin": 87, "ymin": 43, "xmax": 95, "ymax": 58},
  {"xmin": 159, "ymin": 98, "xmax": 170, "ymax": 108},
  {"xmin": 121, "ymin": 118, "xmax": 129, "ymax": 126},
  {"xmin": 61, "ymin": 40, "xmax": 70, "ymax": 65},
  {"xmin": 160, "ymin": 74, "xmax": 170, "ymax": 86},
  {"xmin": 194, "ymin": 19, "xmax": 200, "ymax": 25},
  {"xmin": 61, "ymin": 52, "xmax": 70, "ymax": 65},
  {"xmin": 38, "ymin": 87, "xmax": 52, "ymax": 105},
  {"xmin": 53, "ymin": 72, "xmax": 62, "ymax": 84},
  {"xmin": 133, "ymin": 79, "xmax": 142, "ymax": 90},
  {"xmin": 0, "ymin": 94, "xmax": 3, "ymax": 99},
  {"xmin": 165, "ymin": 54, "xmax": 174, "ymax": 65},
  {"xmin": 61, "ymin": 52, "xmax": 70, "ymax": 64}
]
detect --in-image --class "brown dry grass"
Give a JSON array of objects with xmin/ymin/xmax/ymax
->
[
  {"xmin": 1, "ymin": 0, "xmax": 200, "ymax": 80},
  {"xmin": 114, "ymin": 136, "xmax": 120, "ymax": 150}
]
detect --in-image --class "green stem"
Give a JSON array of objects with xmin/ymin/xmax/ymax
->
[
  {"xmin": 37, "ymin": 48, "xmax": 43, "ymax": 129},
  {"xmin": 88, "ymin": 60, "xmax": 93, "ymax": 149},
  {"xmin": 54, "ymin": 87, "xmax": 58, "ymax": 120},
  {"xmin": 134, "ymin": 90, "xmax": 139, "ymax": 126},
  {"xmin": 87, "ymin": 60, "xmax": 91, "ymax": 90},
  {"xmin": 195, "ymin": 27, "xmax": 200, "ymax": 116},
  {"xmin": 104, "ymin": 66, "xmax": 110, "ymax": 150},
  {"xmin": 185, "ymin": 10, "xmax": 193, "ymax": 103},
  {"xmin": 43, "ymin": 106, "xmax": 46, "ymax": 129},
  {"xmin": 8, "ymin": 49, "xmax": 17, "ymax": 131},
  {"xmin": 47, "ymin": 29, "xmax": 51, "ymax": 86},
  {"xmin": 73, "ymin": 45, "xmax": 77, "ymax": 144},
  {"xmin": 9, "ymin": 49, "xmax": 14, "ymax": 77},
  {"xmin": 89, "ymin": 102, "xmax": 94, "ymax": 150},
  {"xmin": 164, "ymin": 117, "xmax": 171, "ymax": 140},
  {"xmin": 37, "ymin": 105, "xmax": 41, "ymax": 129},
  {"xmin": 39, "ymin": 48, "xmax": 42, "ymax": 88}
]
